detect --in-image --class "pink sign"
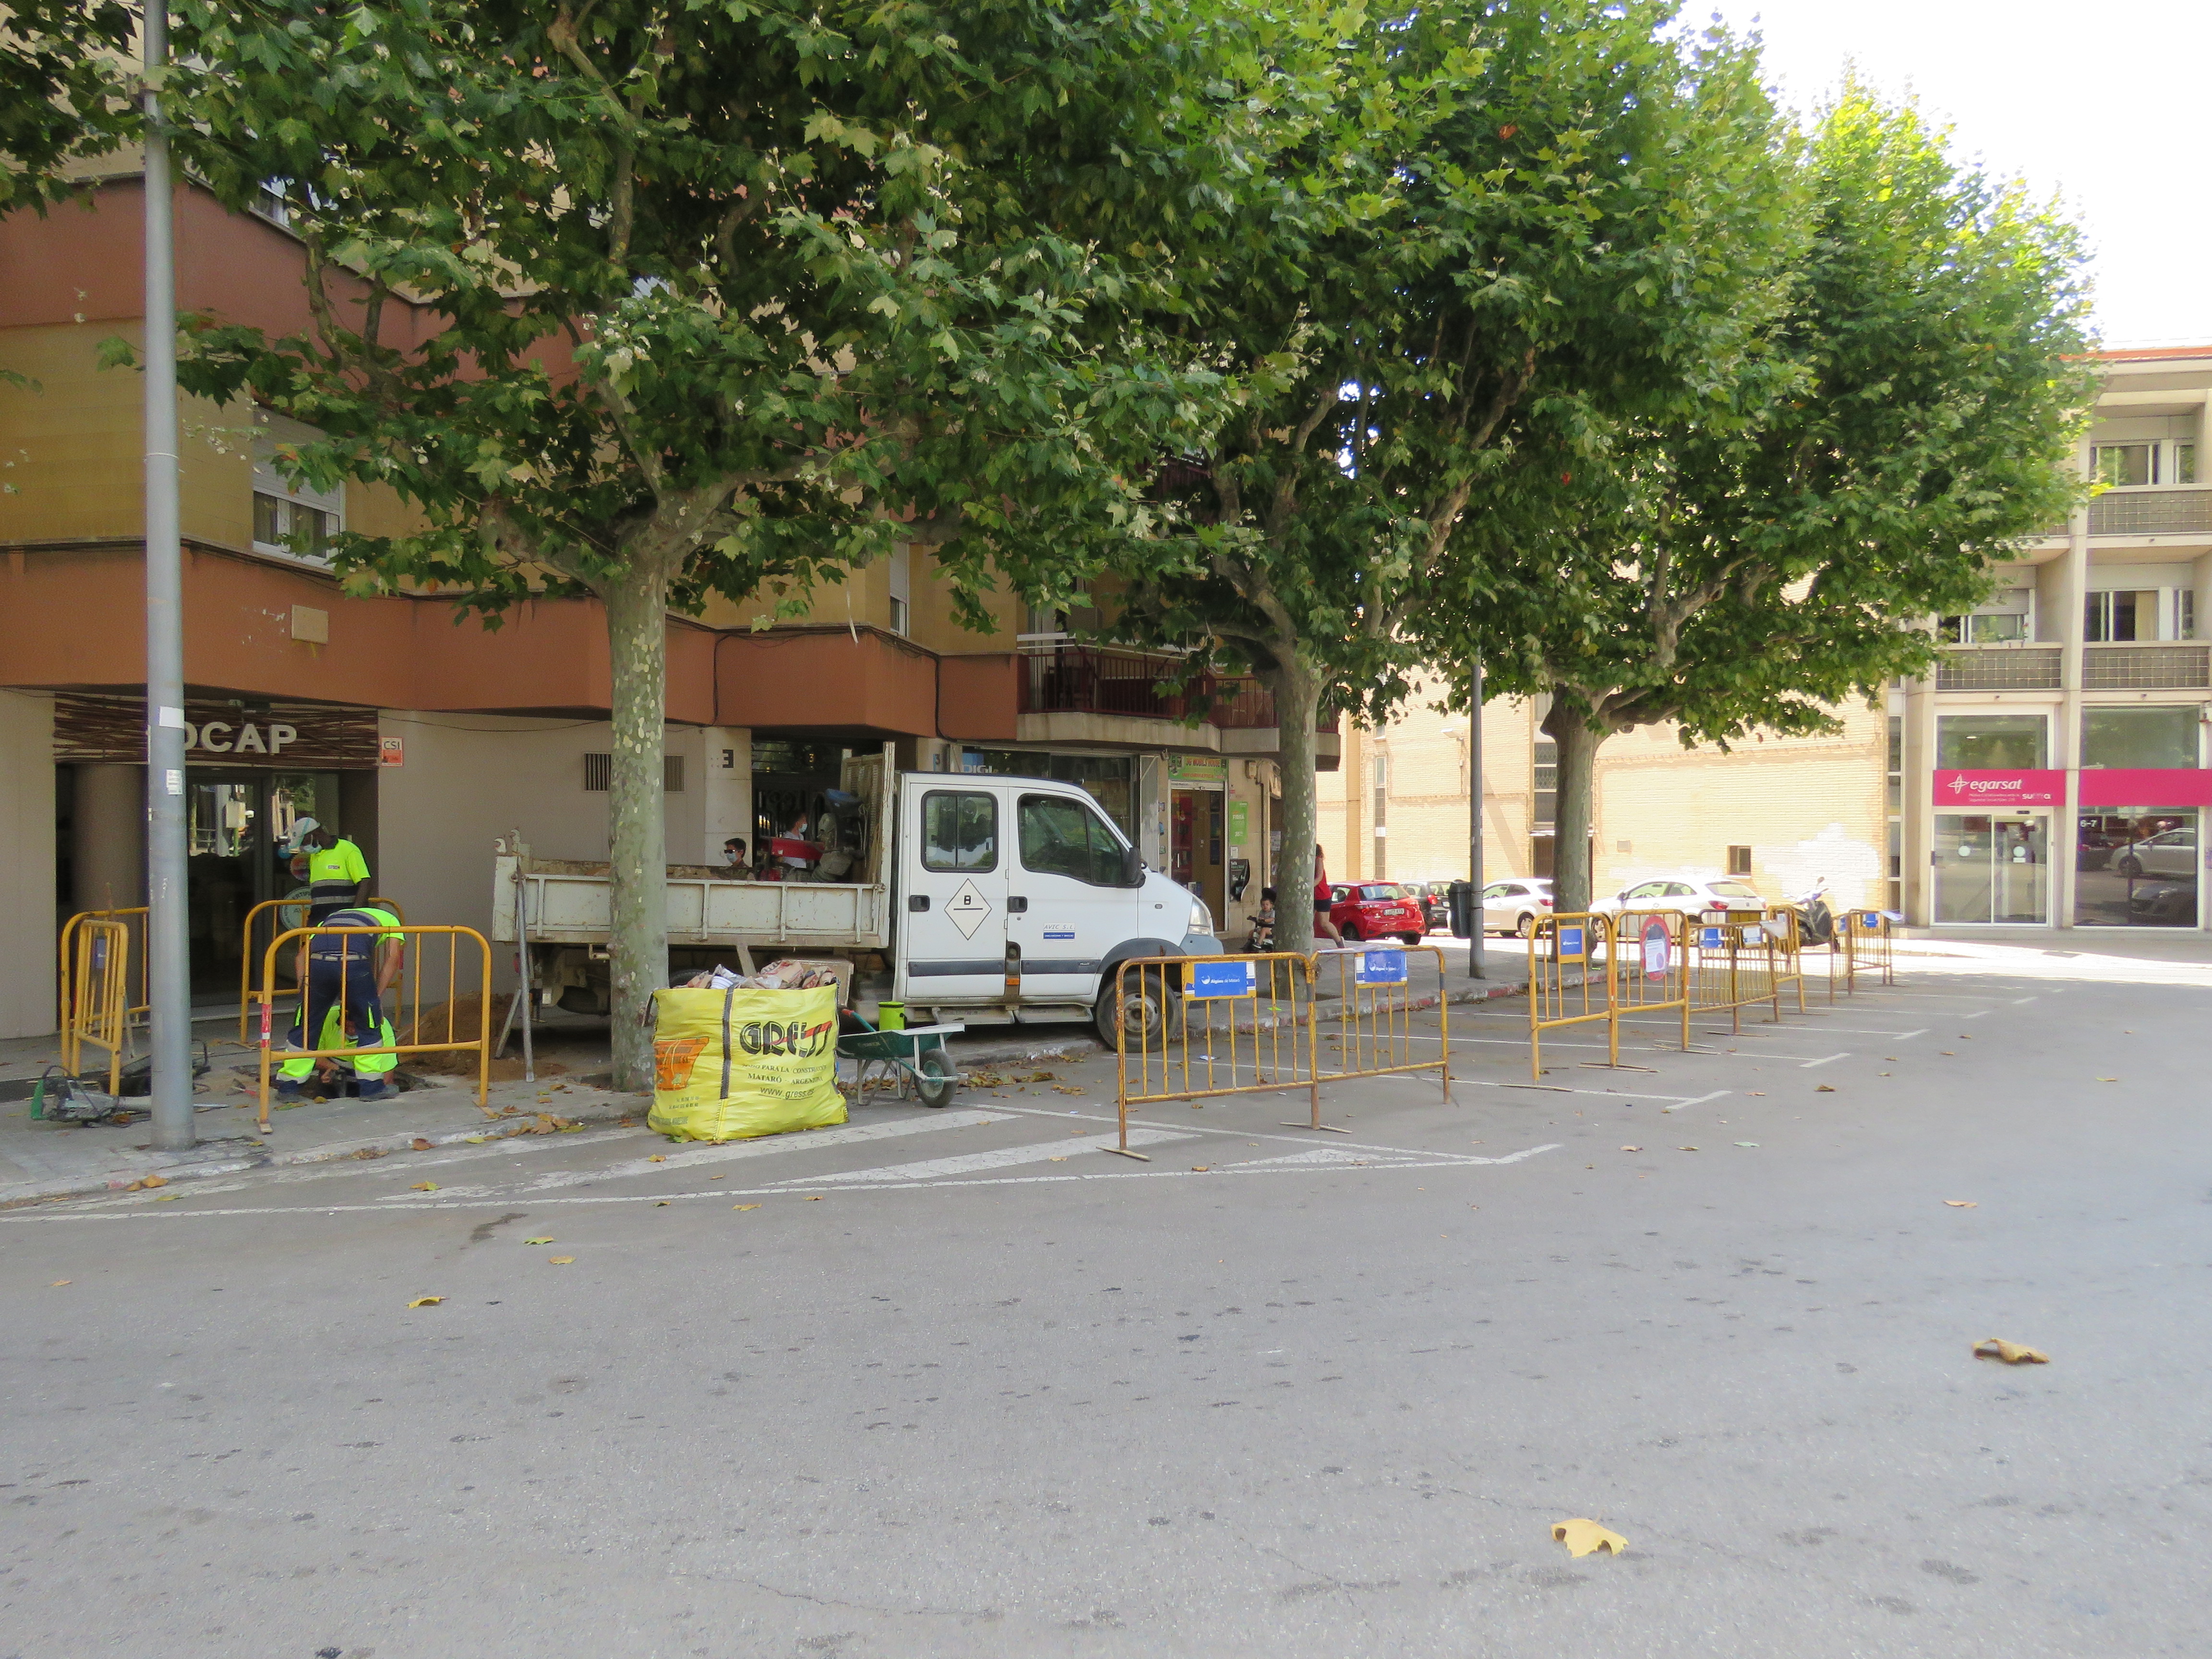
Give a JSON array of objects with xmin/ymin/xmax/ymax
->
[
  {"xmin": 2077, "ymin": 768, "xmax": 2212, "ymax": 808},
  {"xmin": 1933, "ymin": 769, "xmax": 2064, "ymax": 807}
]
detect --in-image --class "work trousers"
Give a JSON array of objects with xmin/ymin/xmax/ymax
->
[{"xmin": 292, "ymin": 954, "xmax": 386, "ymax": 1065}]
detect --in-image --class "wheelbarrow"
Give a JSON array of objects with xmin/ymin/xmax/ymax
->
[{"xmin": 837, "ymin": 1018, "xmax": 966, "ymax": 1108}]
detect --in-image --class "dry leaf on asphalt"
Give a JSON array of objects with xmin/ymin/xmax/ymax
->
[
  {"xmin": 1552, "ymin": 1519, "xmax": 1628, "ymax": 1557},
  {"xmin": 548, "ymin": 1256, "xmax": 575, "ymax": 1265},
  {"xmin": 1190, "ymin": 1165, "xmax": 1210, "ymax": 1173},
  {"xmin": 1973, "ymin": 1338, "xmax": 2048, "ymax": 1365},
  {"xmin": 48, "ymin": 1280, "xmax": 70, "ymax": 1287},
  {"xmin": 1734, "ymin": 1142, "xmax": 1759, "ymax": 1148},
  {"xmin": 1022, "ymin": 1070, "xmax": 1057, "ymax": 1082},
  {"xmin": 1815, "ymin": 1084, "xmax": 1836, "ymax": 1093},
  {"xmin": 733, "ymin": 1204, "xmax": 760, "ymax": 1211},
  {"xmin": 2097, "ymin": 1077, "xmax": 2118, "ymax": 1082},
  {"xmin": 1678, "ymin": 1145, "xmax": 1699, "ymax": 1152},
  {"xmin": 409, "ymin": 1181, "xmax": 438, "ymax": 1192},
  {"xmin": 803, "ymin": 1195, "xmax": 823, "ymax": 1201},
  {"xmin": 411, "ymin": 1138, "xmax": 433, "ymax": 1151},
  {"xmin": 524, "ymin": 1236, "xmax": 554, "ymax": 1245},
  {"xmin": 407, "ymin": 1296, "xmax": 443, "ymax": 1308},
  {"xmin": 648, "ymin": 1154, "xmax": 665, "ymax": 1162},
  {"xmin": 1052, "ymin": 1084, "xmax": 1083, "ymax": 1095},
  {"xmin": 1944, "ymin": 1201, "xmax": 1977, "ymax": 1209},
  {"xmin": 141, "ymin": 1175, "xmax": 167, "ymax": 1189},
  {"xmin": 1621, "ymin": 1145, "xmax": 1641, "ymax": 1152}
]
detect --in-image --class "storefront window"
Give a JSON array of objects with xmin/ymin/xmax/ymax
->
[
  {"xmin": 2075, "ymin": 808, "xmax": 2198, "ymax": 927},
  {"xmin": 1936, "ymin": 714, "xmax": 2047, "ymax": 770},
  {"xmin": 2080, "ymin": 707, "xmax": 2199, "ymax": 771}
]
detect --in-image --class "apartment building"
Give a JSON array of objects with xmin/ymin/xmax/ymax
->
[
  {"xmin": 1324, "ymin": 345, "xmax": 2212, "ymax": 935},
  {"xmin": 0, "ymin": 173, "xmax": 1331, "ymax": 1036}
]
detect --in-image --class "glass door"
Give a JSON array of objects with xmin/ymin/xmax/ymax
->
[
  {"xmin": 1935, "ymin": 813, "xmax": 2050, "ymax": 924},
  {"xmin": 187, "ymin": 770, "xmax": 339, "ymax": 997}
]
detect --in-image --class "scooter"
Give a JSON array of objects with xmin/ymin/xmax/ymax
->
[{"xmin": 1787, "ymin": 880, "xmax": 1837, "ymax": 948}]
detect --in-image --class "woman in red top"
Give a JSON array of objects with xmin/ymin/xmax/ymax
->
[{"xmin": 1311, "ymin": 843, "xmax": 1343, "ymax": 945}]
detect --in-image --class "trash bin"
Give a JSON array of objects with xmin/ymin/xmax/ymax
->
[{"xmin": 1447, "ymin": 881, "xmax": 1476, "ymax": 939}]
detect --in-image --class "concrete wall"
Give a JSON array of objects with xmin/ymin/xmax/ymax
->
[{"xmin": 0, "ymin": 693, "xmax": 58, "ymax": 1037}]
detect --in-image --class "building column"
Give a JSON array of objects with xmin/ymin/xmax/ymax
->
[
  {"xmin": 1903, "ymin": 674, "xmax": 1936, "ymax": 926},
  {"xmin": 2054, "ymin": 452, "xmax": 2092, "ymax": 930},
  {"xmin": 73, "ymin": 763, "xmax": 147, "ymax": 916}
]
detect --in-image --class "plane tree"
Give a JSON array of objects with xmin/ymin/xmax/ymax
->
[
  {"xmin": 1430, "ymin": 90, "xmax": 2093, "ymax": 913},
  {"xmin": 1113, "ymin": 0, "xmax": 1795, "ymax": 952},
  {"xmin": 147, "ymin": 0, "xmax": 1247, "ymax": 1087}
]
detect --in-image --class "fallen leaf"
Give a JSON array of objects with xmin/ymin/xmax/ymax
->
[
  {"xmin": 1747, "ymin": 1091, "xmax": 1766, "ymax": 1097},
  {"xmin": 649, "ymin": 1154, "xmax": 665, "ymax": 1162},
  {"xmin": 655, "ymin": 1201, "xmax": 669, "ymax": 1207},
  {"xmin": 407, "ymin": 1296, "xmax": 443, "ymax": 1308},
  {"xmin": 141, "ymin": 1174, "xmax": 167, "ymax": 1189},
  {"xmin": 1941, "ymin": 1050, "xmax": 1956, "ymax": 1056},
  {"xmin": 1973, "ymin": 1337, "xmax": 2047, "ymax": 1365},
  {"xmin": 1878, "ymin": 1071, "xmax": 1892, "ymax": 1076},
  {"xmin": 733, "ymin": 1203, "xmax": 760, "ymax": 1211},
  {"xmin": 2097, "ymin": 1076, "xmax": 2117, "ymax": 1082},
  {"xmin": 411, "ymin": 1138, "xmax": 433, "ymax": 1151},
  {"xmin": 409, "ymin": 1181, "xmax": 438, "ymax": 1192},
  {"xmin": 1944, "ymin": 1201, "xmax": 1977, "ymax": 1209},
  {"xmin": 1190, "ymin": 1165, "xmax": 1211, "ymax": 1173},
  {"xmin": 1021, "ymin": 1070, "xmax": 1057, "ymax": 1083},
  {"xmin": 155, "ymin": 1193, "xmax": 179, "ymax": 1202},
  {"xmin": 524, "ymin": 1237, "xmax": 554, "ymax": 1245},
  {"xmin": 1620, "ymin": 1145, "xmax": 1641, "ymax": 1152},
  {"xmin": 709, "ymin": 1175, "xmax": 725, "ymax": 1181},
  {"xmin": 1052, "ymin": 1084, "xmax": 1083, "ymax": 1095},
  {"xmin": 1049, "ymin": 1156, "xmax": 1067, "ymax": 1162},
  {"xmin": 803, "ymin": 1195, "xmax": 823, "ymax": 1201},
  {"xmin": 1678, "ymin": 1145, "xmax": 1699, "ymax": 1152},
  {"xmin": 1734, "ymin": 1142, "xmax": 1759, "ymax": 1148},
  {"xmin": 464, "ymin": 1135, "xmax": 487, "ymax": 1143},
  {"xmin": 1815, "ymin": 1084, "xmax": 1836, "ymax": 1093},
  {"xmin": 1552, "ymin": 1518, "xmax": 1628, "ymax": 1558},
  {"xmin": 48, "ymin": 1280, "xmax": 70, "ymax": 1287},
  {"xmin": 547, "ymin": 1256, "xmax": 575, "ymax": 1265}
]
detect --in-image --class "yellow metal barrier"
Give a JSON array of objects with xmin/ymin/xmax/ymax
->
[
  {"xmin": 1529, "ymin": 913, "xmax": 1614, "ymax": 1078},
  {"xmin": 1309, "ymin": 943, "xmax": 1453, "ymax": 1099},
  {"xmin": 61, "ymin": 918, "xmax": 132, "ymax": 1096},
  {"xmin": 1112, "ymin": 953, "xmax": 1319, "ymax": 1157},
  {"xmin": 1689, "ymin": 910, "xmax": 1781, "ymax": 1033},
  {"xmin": 238, "ymin": 895, "xmax": 406, "ymax": 1040},
  {"xmin": 1842, "ymin": 909, "xmax": 1895, "ymax": 989},
  {"xmin": 1764, "ymin": 907, "xmax": 1808, "ymax": 1014},
  {"xmin": 1610, "ymin": 910, "xmax": 1692, "ymax": 1055},
  {"xmin": 252, "ymin": 922, "xmax": 491, "ymax": 1135},
  {"xmin": 58, "ymin": 905, "xmax": 148, "ymax": 1035}
]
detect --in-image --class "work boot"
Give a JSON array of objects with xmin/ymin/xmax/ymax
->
[
  {"xmin": 355, "ymin": 1080, "xmax": 392, "ymax": 1102},
  {"xmin": 272, "ymin": 1080, "xmax": 305, "ymax": 1101}
]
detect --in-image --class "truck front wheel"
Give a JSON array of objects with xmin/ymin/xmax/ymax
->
[{"xmin": 1094, "ymin": 965, "xmax": 1181, "ymax": 1052}]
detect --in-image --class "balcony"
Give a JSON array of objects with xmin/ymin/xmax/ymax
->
[
  {"xmin": 2083, "ymin": 643, "xmax": 2210, "ymax": 689},
  {"xmin": 1015, "ymin": 639, "xmax": 1339, "ymax": 760},
  {"xmin": 1936, "ymin": 647, "xmax": 2061, "ymax": 690},
  {"xmin": 2089, "ymin": 487, "xmax": 2212, "ymax": 538}
]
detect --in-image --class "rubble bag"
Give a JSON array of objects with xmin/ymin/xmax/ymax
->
[{"xmin": 647, "ymin": 985, "xmax": 848, "ymax": 1142}]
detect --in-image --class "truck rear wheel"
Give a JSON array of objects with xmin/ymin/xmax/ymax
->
[{"xmin": 1094, "ymin": 965, "xmax": 1180, "ymax": 1051}]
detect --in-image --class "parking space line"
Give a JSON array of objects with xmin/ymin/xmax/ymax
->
[
  {"xmin": 1797, "ymin": 1053, "xmax": 1850, "ymax": 1069},
  {"xmin": 793, "ymin": 1128, "xmax": 1194, "ymax": 1183}
]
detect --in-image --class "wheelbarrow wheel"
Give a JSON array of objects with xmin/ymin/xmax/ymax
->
[{"xmin": 913, "ymin": 1046, "xmax": 957, "ymax": 1109}]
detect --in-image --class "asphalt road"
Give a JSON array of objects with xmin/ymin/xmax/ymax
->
[{"xmin": 2, "ymin": 957, "xmax": 2206, "ymax": 1658}]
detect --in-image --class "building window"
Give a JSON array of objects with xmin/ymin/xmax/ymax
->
[
  {"xmin": 1939, "ymin": 587, "xmax": 2032, "ymax": 644},
  {"xmin": 2084, "ymin": 589, "xmax": 2161, "ymax": 643},
  {"xmin": 887, "ymin": 543, "xmax": 912, "ymax": 637},
  {"xmin": 2093, "ymin": 443, "xmax": 2155, "ymax": 487},
  {"xmin": 2182, "ymin": 590, "xmax": 2197, "ymax": 641},
  {"xmin": 251, "ymin": 411, "xmax": 343, "ymax": 564},
  {"xmin": 1936, "ymin": 713, "xmax": 2048, "ymax": 770},
  {"xmin": 1532, "ymin": 737, "xmax": 1557, "ymax": 833},
  {"xmin": 583, "ymin": 755, "xmax": 686, "ymax": 791},
  {"xmin": 1886, "ymin": 715, "xmax": 1904, "ymax": 912},
  {"xmin": 2081, "ymin": 706, "xmax": 2199, "ymax": 770},
  {"xmin": 1726, "ymin": 845, "xmax": 1752, "ymax": 876},
  {"xmin": 2180, "ymin": 443, "xmax": 2200, "ymax": 485}
]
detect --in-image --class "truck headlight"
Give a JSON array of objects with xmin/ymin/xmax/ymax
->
[{"xmin": 1189, "ymin": 898, "xmax": 1214, "ymax": 936}]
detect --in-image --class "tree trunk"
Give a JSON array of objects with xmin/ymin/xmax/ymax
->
[
  {"xmin": 1543, "ymin": 700, "xmax": 1607, "ymax": 914},
  {"xmin": 603, "ymin": 564, "xmax": 672, "ymax": 1094},
  {"xmin": 1262, "ymin": 652, "xmax": 1326, "ymax": 956}
]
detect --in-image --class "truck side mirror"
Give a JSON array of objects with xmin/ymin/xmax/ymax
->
[{"xmin": 1122, "ymin": 844, "xmax": 1142, "ymax": 887}]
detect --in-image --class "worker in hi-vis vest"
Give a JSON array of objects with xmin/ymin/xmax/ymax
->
[
  {"xmin": 277, "ymin": 903, "xmax": 405, "ymax": 1102},
  {"xmin": 278, "ymin": 1003, "xmax": 398, "ymax": 1094},
  {"xmin": 285, "ymin": 817, "xmax": 370, "ymax": 922}
]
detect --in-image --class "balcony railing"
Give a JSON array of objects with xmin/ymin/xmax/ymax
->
[
  {"xmin": 1936, "ymin": 647, "xmax": 2061, "ymax": 690},
  {"xmin": 1017, "ymin": 640, "xmax": 1331, "ymax": 731},
  {"xmin": 2083, "ymin": 643, "xmax": 2211, "ymax": 689},
  {"xmin": 2088, "ymin": 487, "xmax": 2212, "ymax": 537}
]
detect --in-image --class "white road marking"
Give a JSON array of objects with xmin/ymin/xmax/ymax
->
[
  {"xmin": 2010, "ymin": 997, "xmax": 2039, "ymax": 1006},
  {"xmin": 794, "ymin": 1129, "xmax": 1193, "ymax": 1183},
  {"xmin": 515, "ymin": 1110, "xmax": 1012, "ymax": 1190},
  {"xmin": 1455, "ymin": 1034, "xmax": 1848, "ymax": 1063},
  {"xmin": 1659, "ymin": 1090, "xmax": 1732, "ymax": 1114},
  {"xmin": 1797, "ymin": 1053, "xmax": 1850, "ymax": 1069}
]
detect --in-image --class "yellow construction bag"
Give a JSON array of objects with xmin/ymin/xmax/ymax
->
[{"xmin": 647, "ymin": 985, "xmax": 848, "ymax": 1142}]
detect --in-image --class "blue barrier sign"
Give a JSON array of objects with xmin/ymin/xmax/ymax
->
[
  {"xmin": 1857, "ymin": 912, "xmax": 1881, "ymax": 931},
  {"xmin": 1555, "ymin": 925, "xmax": 1586, "ymax": 960},
  {"xmin": 1698, "ymin": 926, "xmax": 1724, "ymax": 950},
  {"xmin": 1355, "ymin": 949, "xmax": 1407, "ymax": 986},
  {"xmin": 1186, "ymin": 959, "xmax": 1257, "ymax": 999}
]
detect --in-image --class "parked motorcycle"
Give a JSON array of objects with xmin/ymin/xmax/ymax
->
[{"xmin": 1787, "ymin": 881, "xmax": 1837, "ymax": 948}]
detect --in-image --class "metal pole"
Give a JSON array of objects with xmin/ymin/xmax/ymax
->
[
  {"xmin": 143, "ymin": 3, "xmax": 193, "ymax": 1151},
  {"xmin": 1467, "ymin": 659, "xmax": 1485, "ymax": 980}
]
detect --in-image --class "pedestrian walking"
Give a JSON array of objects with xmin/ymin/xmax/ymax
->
[{"xmin": 1313, "ymin": 844, "xmax": 1343, "ymax": 945}]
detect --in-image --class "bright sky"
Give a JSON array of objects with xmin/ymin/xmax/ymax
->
[{"xmin": 1698, "ymin": 0, "xmax": 2212, "ymax": 348}]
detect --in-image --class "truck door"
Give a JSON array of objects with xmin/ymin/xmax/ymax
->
[
  {"xmin": 895, "ymin": 782, "xmax": 1010, "ymax": 1004},
  {"xmin": 1005, "ymin": 788, "xmax": 1142, "ymax": 1006}
]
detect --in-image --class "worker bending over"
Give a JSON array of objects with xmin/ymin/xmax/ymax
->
[{"xmin": 277, "ymin": 904, "xmax": 405, "ymax": 1103}]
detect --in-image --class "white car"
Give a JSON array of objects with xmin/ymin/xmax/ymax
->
[
  {"xmin": 1591, "ymin": 877, "xmax": 1767, "ymax": 919},
  {"xmin": 1479, "ymin": 878, "xmax": 1555, "ymax": 937},
  {"xmin": 2115, "ymin": 825, "xmax": 2195, "ymax": 880}
]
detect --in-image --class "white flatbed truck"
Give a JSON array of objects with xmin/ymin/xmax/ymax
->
[{"xmin": 493, "ymin": 745, "xmax": 1222, "ymax": 1045}]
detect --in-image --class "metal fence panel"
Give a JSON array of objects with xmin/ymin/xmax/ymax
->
[
  {"xmin": 1689, "ymin": 911, "xmax": 1781, "ymax": 1032},
  {"xmin": 62, "ymin": 918, "xmax": 132, "ymax": 1095},
  {"xmin": 1529, "ymin": 913, "xmax": 1615, "ymax": 1078},
  {"xmin": 1609, "ymin": 910, "xmax": 1692, "ymax": 1055},
  {"xmin": 1112, "ymin": 952, "xmax": 1319, "ymax": 1157}
]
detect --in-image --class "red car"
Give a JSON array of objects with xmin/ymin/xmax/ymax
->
[{"xmin": 1328, "ymin": 883, "xmax": 1429, "ymax": 944}]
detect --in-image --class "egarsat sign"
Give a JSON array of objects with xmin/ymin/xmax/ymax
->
[{"xmin": 1932, "ymin": 769, "xmax": 2064, "ymax": 807}]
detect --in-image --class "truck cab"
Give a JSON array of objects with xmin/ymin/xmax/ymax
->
[{"xmin": 895, "ymin": 772, "xmax": 1220, "ymax": 1041}]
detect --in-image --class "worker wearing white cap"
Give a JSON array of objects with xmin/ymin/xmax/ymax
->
[{"xmin": 285, "ymin": 817, "xmax": 371, "ymax": 923}]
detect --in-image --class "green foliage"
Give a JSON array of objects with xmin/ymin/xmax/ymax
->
[
  {"xmin": 1453, "ymin": 87, "xmax": 2094, "ymax": 750},
  {"xmin": 0, "ymin": 0, "xmax": 139, "ymax": 216}
]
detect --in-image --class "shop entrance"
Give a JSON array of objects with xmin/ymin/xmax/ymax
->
[
  {"xmin": 1170, "ymin": 789, "xmax": 1226, "ymax": 925},
  {"xmin": 1934, "ymin": 811, "xmax": 2049, "ymax": 924},
  {"xmin": 2075, "ymin": 808, "xmax": 2199, "ymax": 927},
  {"xmin": 187, "ymin": 770, "xmax": 337, "ymax": 997}
]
